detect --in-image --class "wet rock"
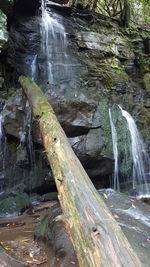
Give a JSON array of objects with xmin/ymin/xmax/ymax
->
[
  {"xmin": 99, "ymin": 189, "xmax": 150, "ymax": 267},
  {"xmin": 7, "ymin": 16, "xmax": 40, "ymax": 77},
  {"xmin": 3, "ymin": 89, "xmax": 25, "ymax": 139},
  {"xmin": 35, "ymin": 203, "xmax": 79, "ymax": 267},
  {"xmin": 41, "ymin": 192, "xmax": 58, "ymax": 201},
  {"xmin": 143, "ymin": 73, "xmax": 150, "ymax": 92},
  {"xmin": 0, "ymin": 0, "xmax": 13, "ymax": 16},
  {"xmin": 14, "ymin": 0, "xmax": 41, "ymax": 15},
  {"xmin": 48, "ymin": 0, "xmax": 70, "ymax": 5},
  {"xmin": 76, "ymin": 31, "xmax": 133, "ymax": 59},
  {"xmin": 143, "ymin": 37, "xmax": 150, "ymax": 54},
  {"xmin": 0, "ymin": 9, "xmax": 8, "ymax": 52},
  {"xmin": 0, "ymin": 191, "xmax": 30, "ymax": 217},
  {"xmin": 0, "ymin": 245, "xmax": 27, "ymax": 267},
  {"xmin": 0, "ymin": 76, "xmax": 4, "ymax": 89},
  {"xmin": 46, "ymin": 88, "xmax": 97, "ymax": 137}
]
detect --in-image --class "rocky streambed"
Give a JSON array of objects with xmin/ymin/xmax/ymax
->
[{"xmin": 0, "ymin": 191, "xmax": 149, "ymax": 266}]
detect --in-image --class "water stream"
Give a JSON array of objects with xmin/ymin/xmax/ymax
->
[
  {"xmin": 31, "ymin": 54, "xmax": 37, "ymax": 81},
  {"xmin": 119, "ymin": 106, "xmax": 150, "ymax": 197},
  {"xmin": 109, "ymin": 105, "xmax": 150, "ymax": 197},
  {"xmin": 109, "ymin": 108, "xmax": 120, "ymax": 191},
  {"xmin": 40, "ymin": 0, "xmax": 72, "ymax": 85},
  {"xmin": 0, "ymin": 105, "xmax": 7, "ymax": 196}
]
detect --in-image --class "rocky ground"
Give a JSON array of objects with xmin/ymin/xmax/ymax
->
[{"xmin": 0, "ymin": 191, "xmax": 150, "ymax": 266}]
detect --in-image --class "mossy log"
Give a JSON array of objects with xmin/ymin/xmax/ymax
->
[{"xmin": 19, "ymin": 76, "xmax": 141, "ymax": 267}]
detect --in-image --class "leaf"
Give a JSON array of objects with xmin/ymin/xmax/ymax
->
[
  {"xmin": 5, "ymin": 247, "xmax": 11, "ymax": 251},
  {"xmin": 131, "ymin": 203, "xmax": 136, "ymax": 208},
  {"xmin": 21, "ymin": 239, "xmax": 30, "ymax": 242},
  {"xmin": 103, "ymin": 193, "xmax": 108, "ymax": 199},
  {"xmin": 27, "ymin": 259, "xmax": 47, "ymax": 266},
  {"xmin": 112, "ymin": 213, "xmax": 119, "ymax": 219}
]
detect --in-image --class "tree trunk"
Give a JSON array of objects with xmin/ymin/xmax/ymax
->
[{"xmin": 19, "ymin": 76, "xmax": 141, "ymax": 267}]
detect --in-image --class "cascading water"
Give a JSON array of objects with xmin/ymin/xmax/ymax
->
[
  {"xmin": 109, "ymin": 109, "xmax": 120, "ymax": 191},
  {"xmin": 0, "ymin": 104, "xmax": 7, "ymax": 196},
  {"xmin": 18, "ymin": 101, "xmax": 36, "ymax": 192},
  {"xmin": 119, "ymin": 105, "xmax": 150, "ymax": 197},
  {"xmin": 31, "ymin": 55, "xmax": 37, "ymax": 81},
  {"xmin": 40, "ymin": 0, "xmax": 73, "ymax": 84}
]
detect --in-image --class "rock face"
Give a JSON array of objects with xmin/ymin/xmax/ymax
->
[
  {"xmin": 35, "ymin": 203, "xmax": 78, "ymax": 267},
  {"xmin": 0, "ymin": 10, "xmax": 8, "ymax": 52},
  {"xmin": 0, "ymin": 3, "xmax": 149, "ymax": 196}
]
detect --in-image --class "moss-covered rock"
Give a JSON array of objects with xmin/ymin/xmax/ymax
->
[
  {"xmin": 0, "ymin": 191, "xmax": 30, "ymax": 216},
  {"xmin": 143, "ymin": 73, "xmax": 150, "ymax": 92},
  {"xmin": 35, "ymin": 204, "xmax": 78, "ymax": 266}
]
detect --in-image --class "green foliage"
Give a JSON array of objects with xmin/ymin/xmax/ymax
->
[
  {"xmin": 0, "ymin": 191, "xmax": 30, "ymax": 215},
  {"xmin": 129, "ymin": 0, "xmax": 150, "ymax": 27},
  {"xmin": 72, "ymin": 0, "xmax": 150, "ymax": 28}
]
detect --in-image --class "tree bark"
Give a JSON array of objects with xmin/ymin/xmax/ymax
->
[{"xmin": 19, "ymin": 76, "xmax": 141, "ymax": 267}]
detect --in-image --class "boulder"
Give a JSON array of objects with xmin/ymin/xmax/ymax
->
[
  {"xmin": 35, "ymin": 203, "xmax": 79, "ymax": 267},
  {"xmin": 0, "ymin": 191, "xmax": 30, "ymax": 217}
]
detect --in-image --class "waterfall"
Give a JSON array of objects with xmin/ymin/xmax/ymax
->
[
  {"xmin": 119, "ymin": 105, "xmax": 150, "ymax": 197},
  {"xmin": 40, "ymin": 0, "xmax": 72, "ymax": 84},
  {"xmin": 0, "ymin": 105, "xmax": 7, "ymax": 195},
  {"xmin": 31, "ymin": 55, "xmax": 37, "ymax": 81},
  {"xmin": 109, "ymin": 109, "xmax": 120, "ymax": 191}
]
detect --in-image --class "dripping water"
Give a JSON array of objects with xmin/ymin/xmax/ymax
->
[
  {"xmin": 0, "ymin": 104, "xmax": 7, "ymax": 195},
  {"xmin": 31, "ymin": 55, "xmax": 37, "ymax": 81},
  {"xmin": 18, "ymin": 101, "xmax": 36, "ymax": 192},
  {"xmin": 109, "ymin": 109, "xmax": 120, "ymax": 191},
  {"xmin": 26, "ymin": 105, "xmax": 35, "ymax": 168}
]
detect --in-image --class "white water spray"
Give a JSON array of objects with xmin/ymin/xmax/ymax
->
[
  {"xmin": 119, "ymin": 105, "xmax": 150, "ymax": 196},
  {"xmin": 0, "ymin": 105, "xmax": 7, "ymax": 193},
  {"xmin": 31, "ymin": 55, "xmax": 37, "ymax": 81},
  {"xmin": 109, "ymin": 109, "xmax": 120, "ymax": 191},
  {"xmin": 40, "ymin": 0, "xmax": 71, "ymax": 84}
]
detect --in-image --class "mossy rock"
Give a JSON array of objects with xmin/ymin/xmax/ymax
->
[
  {"xmin": 0, "ymin": 191, "xmax": 30, "ymax": 216},
  {"xmin": 143, "ymin": 73, "xmax": 150, "ymax": 92},
  {"xmin": 35, "ymin": 204, "xmax": 60, "ymax": 241}
]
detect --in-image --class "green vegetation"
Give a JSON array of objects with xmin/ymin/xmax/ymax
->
[
  {"xmin": 0, "ymin": 191, "xmax": 30, "ymax": 215},
  {"xmin": 72, "ymin": 0, "xmax": 150, "ymax": 28}
]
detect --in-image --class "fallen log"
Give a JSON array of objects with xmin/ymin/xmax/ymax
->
[{"xmin": 19, "ymin": 76, "xmax": 141, "ymax": 267}]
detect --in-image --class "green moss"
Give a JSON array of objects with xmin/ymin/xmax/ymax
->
[
  {"xmin": 97, "ymin": 99, "xmax": 112, "ymax": 157},
  {"xmin": 111, "ymin": 105, "xmax": 132, "ymax": 178},
  {"xmin": 110, "ymin": 62, "xmax": 128, "ymax": 80},
  {"xmin": 143, "ymin": 73, "xmax": 150, "ymax": 92},
  {"xmin": 0, "ymin": 191, "xmax": 30, "ymax": 216},
  {"xmin": 94, "ymin": 58, "xmax": 129, "ymax": 92},
  {"xmin": 35, "ymin": 213, "xmax": 50, "ymax": 240}
]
